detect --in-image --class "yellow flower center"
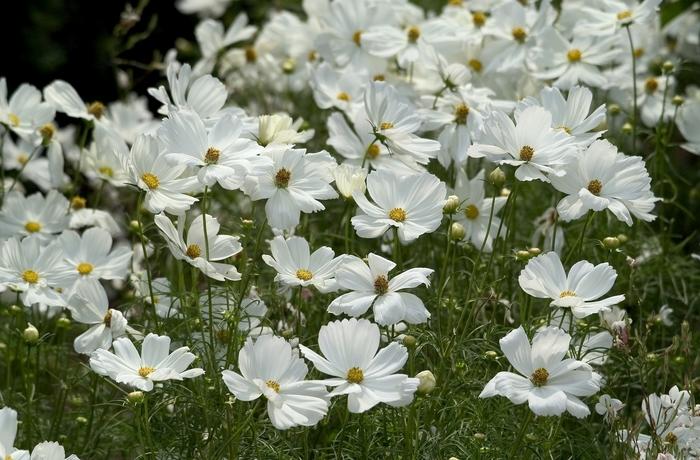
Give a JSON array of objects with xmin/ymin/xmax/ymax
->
[
  {"xmin": 282, "ymin": 58, "xmax": 296, "ymax": 74},
  {"xmin": 472, "ymin": 11, "xmax": 487, "ymax": 27},
  {"xmin": 336, "ymin": 91, "xmax": 351, "ymax": 102},
  {"xmin": 557, "ymin": 125, "xmax": 572, "ymax": 135},
  {"xmin": 266, "ymin": 379, "xmax": 281, "ymax": 393},
  {"xmin": 468, "ymin": 59, "xmax": 483, "ymax": 73},
  {"xmin": 617, "ymin": 10, "xmax": 632, "ymax": 21},
  {"xmin": 379, "ymin": 121, "xmax": 394, "ymax": 130},
  {"xmin": 103, "ymin": 309, "xmax": 113, "ymax": 326},
  {"xmin": 519, "ymin": 145, "xmax": 534, "ymax": 161},
  {"xmin": 204, "ymin": 147, "xmax": 220, "ymax": 164},
  {"xmin": 25, "ymin": 221, "xmax": 42, "ymax": 233},
  {"xmin": 138, "ymin": 366, "xmax": 156, "ymax": 378},
  {"xmin": 389, "ymin": 207, "xmax": 407, "ymax": 222},
  {"xmin": 645, "ymin": 77, "xmax": 659, "ymax": 93},
  {"xmin": 567, "ymin": 49, "xmax": 582, "ymax": 62},
  {"xmin": 186, "ymin": 244, "xmax": 202, "ymax": 259},
  {"xmin": 40, "ymin": 123, "xmax": 55, "ymax": 142},
  {"xmin": 464, "ymin": 204, "xmax": 479, "ymax": 220},
  {"xmin": 512, "ymin": 27, "xmax": 527, "ymax": 43},
  {"xmin": 587, "ymin": 179, "xmax": 603, "ymax": 196},
  {"xmin": 559, "ymin": 290, "xmax": 576, "ymax": 298},
  {"xmin": 407, "ymin": 26, "xmax": 421, "ymax": 43},
  {"xmin": 352, "ymin": 30, "xmax": 362, "ymax": 46},
  {"xmin": 71, "ymin": 196, "xmax": 87, "ymax": 210},
  {"xmin": 77, "ymin": 262, "xmax": 94, "ymax": 275},
  {"xmin": 346, "ymin": 367, "xmax": 364, "ymax": 384},
  {"xmin": 308, "ymin": 50, "xmax": 318, "ymax": 62},
  {"xmin": 366, "ymin": 143, "xmax": 381, "ymax": 159},
  {"xmin": 633, "ymin": 48, "xmax": 645, "ymax": 58},
  {"xmin": 296, "ymin": 269, "xmax": 313, "ymax": 281},
  {"xmin": 665, "ymin": 432, "xmax": 678, "ymax": 444},
  {"xmin": 373, "ymin": 74, "xmax": 385, "ymax": 82},
  {"xmin": 275, "ymin": 168, "xmax": 291, "ymax": 188},
  {"xmin": 454, "ymin": 103, "xmax": 470, "ymax": 125},
  {"xmin": 448, "ymin": 0, "xmax": 463, "ymax": 5},
  {"xmin": 141, "ymin": 172, "xmax": 160, "ymax": 190},
  {"xmin": 22, "ymin": 270, "xmax": 39, "ymax": 284},
  {"xmin": 99, "ymin": 166, "xmax": 114, "ymax": 177},
  {"xmin": 8, "ymin": 113, "xmax": 20, "ymax": 127},
  {"xmin": 374, "ymin": 275, "xmax": 389, "ymax": 295},
  {"xmin": 17, "ymin": 153, "xmax": 29, "ymax": 165},
  {"xmin": 530, "ymin": 367, "xmax": 549, "ymax": 386},
  {"xmin": 87, "ymin": 101, "xmax": 105, "ymax": 119},
  {"xmin": 245, "ymin": 46, "xmax": 257, "ymax": 63}
]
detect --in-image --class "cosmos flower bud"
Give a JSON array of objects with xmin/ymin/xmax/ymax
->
[
  {"xmin": 662, "ymin": 61, "xmax": 674, "ymax": 73},
  {"xmin": 334, "ymin": 164, "xmax": 367, "ymax": 199},
  {"xmin": 608, "ymin": 104, "xmax": 621, "ymax": 115},
  {"xmin": 672, "ymin": 95, "xmax": 684, "ymax": 106},
  {"xmin": 515, "ymin": 250, "xmax": 531, "ymax": 261},
  {"xmin": 23, "ymin": 323, "xmax": 39, "ymax": 344},
  {"xmin": 622, "ymin": 122, "xmax": 633, "ymax": 134},
  {"xmin": 75, "ymin": 416, "xmax": 88, "ymax": 425},
  {"xmin": 56, "ymin": 316, "xmax": 71, "ymax": 329},
  {"xmin": 449, "ymin": 222, "xmax": 466, "ymax": 241},
  {"xmin": 528, "ymin": 247, "xmax": 541, "ymax": 256},
  {"xmin": 443, "ymin": 195, "xmax": 460, "ymax": 214},
  {"xmin": 127, "ymin": 391, "xmax": 145, "ymax": 404},
  {"xmin": 484, "ymin": 350, "xmax": 498, "ymax": 359},
  {"xmin": 402, "ymin": 335, "xmax": 417, "ymax": 348},
  {"xmin": 488, "ymin": 167, "xmax": 506, "ymax": 187},
  {"xmin": 415, "ymin": 370, "xmax": 436, "ymax": 394},
  {"xmin": 602, "ymin": 237, "xmax": 620, "ymax": 249},
  {"xmin": 129, "ymin": 220, "xmax": 141, "ymax": 232},
  {"xmin": 500, "ymin": 187, "xmax": 511, "ymax": 198},
  {"xmin": 616, "ymin": 234, "xmax": 628, "ymax": 244}
]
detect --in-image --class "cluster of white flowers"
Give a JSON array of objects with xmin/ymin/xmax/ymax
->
[{"xmin": 1, "ymin": 0, "xmax": 699, "ymax": 456}]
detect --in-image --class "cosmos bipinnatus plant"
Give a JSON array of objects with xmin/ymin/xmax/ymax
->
[{"xmin": 0, "ymin": 0, "xmax": 699, "ymax": 458}]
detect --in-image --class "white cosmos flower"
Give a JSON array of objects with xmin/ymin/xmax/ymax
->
[
  {"xmin": 2, "ymin": 136, "xmax": 67, "ymax": 192},
  {"xmin": 328, "ymin": 253, "xmax": 432, "ymax": 325},
  {"xmin": 0, "ymin": 190, "xmax": 70, "ymax": 241},
  {"xmin": 82, "ymin": 124, "xmax": 131, "ymax": 187},
  {"xmin": 363, "ymin": 82, "xmax": 440, "ymax": 165},
  {"xmin": 636, "ymin": 75, "xmax": 675, "ymax": 127},
  {"xmin": 90, "ymin": 333, "xmax": 204, "ymax": 391},
  {"xmin": 222, "ymin": 335, "xmax": 330, "ymax": 430},
  {"xmin": 43, "ymin": 80, "xmax": 107, "ymax": 122},
  {"xmin": 309, "ymin": 62, "xmax": 366, "ymax": 115},
  {"xmin": 254, "ymin": 114, "xmax": 314, "ymax": 148},
  {"xmin": 105, "ymin": 95, "xmax": 158, "ymax": 145},
  {"xmin": 67, "ymin": 281, "xmax": 132, "ymax": 355},
  {"xmin": 0, "ymin": 78, "xmax": 56, "ymax": 140},
  {"xmin": 159, "ymin": 109, "xmax": 265, "ymax": 190},
  {"xmin": 300, "ymin": 318, "xmax": 419, "ymax": 413},
  {"xmin": 452, "ymin": 169, "xmax": 507, "ymax": 252},
  {"xmin": 244, "ymin": 148, "xmax": 338, "ymax": 230},
  {"xmin": 30, "ymin": 441, "xmax": 79, "ymax": 460},
  {"xmin": 194, "ymin": 15, "xmax": 257, "ymax": 74},
  {"xmin": 515, "ymin": 86, "xmax": 607, "ymax": 150},
  {"xmin": 0, "ymin": 237, "xmax": 71, "ymax": 307},
  {"xmin": 0, "ymin": 407, "xmax": 29, "ymax": 460},
  {"xmin": 127, "ymin": 134, "xmax": 200, "ymax": 215},
  {"xmin": 333, "ymin": 163, "xmax": 367, "ymax": 199},
  {"xmin": 262, "ymin": 235, "xmax": 345, "ymax": 293},
  {"xmin": 479, "ymin": 326, "xmax": 600, "ymax": 418},
  {"xmin": 550, "ymin": 140, "xmax": 660, "ymax": 226},
  {"xmin": 362, "ymin": 21, "xmax": 440, "ymax": 69},
  {"xmin": 154, "ymin": 213, "xmax": 242, "ymax": 281},
  {"xmin": 595, "ymin": 394, "xmax": 624, "ymax": 423},
  {"xmin": 678, "ymin": 97, "xmax": 700, "ymax": 155},
  {"xmin": 69, "ymin": 205, "xmax": 122, "ymax": 237},
  {"xmin": 519, "ymin": 251, "xmax": 625, "ymax": 318},
  {"xmin": 575, "ymin": 0, "xmax": 662, "ymax": 37},
  {"xmin": 176, "ymin": 0, "xmax": 230, "ymax": 17},
  {"xmin": 58, "ymin": 227, "xmax": 132, "ymax": 287},
  {"xmin": 352, "ymin": 169, "xmax": 446, "ymax": 244},
  {"xmin": 468, "ymin": 106, "xmax": 577, "ymax": 183}
]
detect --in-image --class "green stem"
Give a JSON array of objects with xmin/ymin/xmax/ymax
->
[{"xmin": 625, "ymin": 26, "xmax": 638, "ymax": 153}]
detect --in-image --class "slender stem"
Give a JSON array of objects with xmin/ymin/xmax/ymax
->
[
  {"xmin": 565, "ymin": 211, "xmax": 593, "ymax": 265},
  {"xmin": 6, "ymin": 144, "xmax": 43, "ymax": 196},
  {"xmin": 625, "ymin": 26, "xmax": 638, "ymax": 153},
  {"xmin": 135, "ymin": 192, "xmax": 158, "ymax": 329}
]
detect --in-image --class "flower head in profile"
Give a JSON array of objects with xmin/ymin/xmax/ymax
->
[
  {"xmin": 155, "ymin": 213, "xmax": 242, "ymax": 281},
  {"xmin": 44, "ymin": 79, "xmax": 108, "ymax": 122},
  {"xmin": 468, "ymin": 106, "xmax": 577, "ymax": 182},
  {"xmin": 352, "ymin": 170, "xmax": 446, "ymax": 244},
  {"xmin": 299, "ymin": 318, "xmax": 419, "ymax": 413},
  {"xmin": 90, "ymin": 333, "xmax": 204, "ymax": 391},
  {"xmin": 1, "ymin": 78, "xmax": 55, "ymax": 140},
  {"xmin": 479, "ymin": 326, "xmax": 600, "ymax": 418},
  {"xmin": 262, "ymin": 235, "xmax": 345, "ymax": 293},
  {"xmin": 519, "ymin": 252, "xmax": 625, "ymax": 318},
  {"xmin": 30, "ymin": 441, "xmax": 80, "ymax": 460},
  {"xmin": 329, "ymin": 253, "xmax": 432, "ymax": 325},
  {"xmin": 550, "ymin": 140, "xmax": 660, "ymax": 226},
  {"xmin": 222, "ymin": 335, "xmax": 330, "ymax": 430},
  {"xmin": 0, "ymin": 407, "xmax": 29, "ymax": 459}
]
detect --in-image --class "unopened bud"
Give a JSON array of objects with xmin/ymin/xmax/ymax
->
[
  {"xmin": 515, "ymin": 250, "xmax": 531, "ymax": 261},
  {"xmin": 473, "ymin": 433, "xmax": 486, "ymax": 440},
  {"xmin": 488, "ymin": 167, "xmax": 506, "ymax": 187},
  {"xmin": 75, "ymin": 416, "xmax": 88, "ymax": 424},
  {"xmin": 603, "ymin": 237, "xmax": 620, "ymax": 250},
  {"xmin": 402, "ymin": 335, "xmax": 417, "ymax": 348},
  {"xmin": 415, "ymin": 370, "xmax": 436, "ymax": 394},
  {"xmin": 449, "ymin": 222, "xmax": 466, "ymax": 241},
  {"xmin": 129, "ymin": 220, "xmax": 140, "ymax": 232},
  {"xmin": 23, "ymin": 323, "xmax": 39, "ymax": 344},
  {"xmin": 616, "ymin": 234, "xmax": 628, "ymax": 244},
  {"xmin": 672, "ymin": 95, "xmax": 684, "ymax": 106},
  {"xmin": 56, "ymin": 316, "xmax": 71, "ymax": 328},
  {"xmin": 484, "ymin": 350, "xmax": 498, "ymax": 359},
  {"xmin": 500, "ymin": 187, "xmax": 511, "ymax": 198},
  {"xmin": 443, "ymin": 195, "xmax": 460, "ymax": 214},
  {"xmin": 127, "ymin": 391, "xmax": 145, "ymax": 404},
  {"xmin": 662, "ymin": 61, "xmax": 674, "ymax": 73},
  {"xmin": 528, "ymin": 247, "xmax": 541, "ymax": 256},
  {"xmin": 608, "ymin": 104, "xmax": 621, "ymax": 115},
  {"xmin": 622, "ymin": 122, "xmax": 633, "ymax": 134}
]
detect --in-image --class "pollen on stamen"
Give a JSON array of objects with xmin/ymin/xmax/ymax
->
[
  {"xmin": 559, "ymin": 290, "xmax": 576, "ymax": 298},
  {"xmin": 352, "ymin": 30, "xmax": 362, "ymax": 47},
  {"xmin": 266, "ymin": 379, "xmax": 281, "ymax": 393},
  {"xmin": 454, "ymin": 103, "xmax": 470, "ymax": 125},
  {"xmin": 374, "ymin": 275, "xmax": 389, "ymax": 295},
  {"xmin": 472, "ymin": 11, "xmax": 487, "ymax": 27},
  {"xmin": 567, "ymin": 49, "xmax": 582, "ymax": 62},
  {"xmin": 366, "ymin": 144, "xmax": 381, "ymax": 159},
  {"xmin": 336, "ymin": 91, "xmax": 351, "ymax": 102},
  {"xmin": 587, "ymin": 179, "xmax": 603, "ymax": 196},
  {"xmin": 468, "ymin": 59, "xmax": 483, "ymax": 73},
  {"xmin": 141, "ymin": 172, "xmax": 160, "ymax": 190},
  {"xmin": 204, "ymin": 147, "xmax": 221, "ymax": 164},
  {"xmin": 22, "ymin": 270, "xmax": 39, "ymax": 284},
  {"xmin": 87, "ymin": 101, "xmax": 105, "ymax": 119},
  {"xmin": 17, "ymin": 154, "xmax": 29, "ymax": 165},
  {"xmin": 71, "ymin": 196, "xmax": 87, "ymax": 210},
  {"xmin": 8, "ymin": 113, "xmax": 21, "ymax": 127},
  {"xmin": 530, "ymin": 367, "xmax": 549, "ymax": 387},
  {"xmin": 103, "ymin": 309, "xmax": 113, "ymax": 327},
  {"xmin": 346, "ymin": 367, "xmax": 364, "ymax": 384},
  {"xmin": 379, "ymin": 121, "xmax": 394, "ymax": 130},
  {"xmin": 186, "ymin": 244, "xmax": 202, "ymax": 259},
  {"xmin": 512, "ymin": 27, "xmax": 527, "ymax": 43},
  {"xmin": 644, "ymin": 77, "xmax": 659, "ymax": 93},
  {"xmin": 138, "ymin": 366, "xmax": 156, "ymax": 378},
  {"xmin": 275, "ymin": 168, "xmax": 291, "ymax": 188},
  {"xmin": 99, "ymin": 166, "xmax": 114, "ymax": 177},
  {"xmin": 519, "ymin": 145, "xmax": 534, "ymax": 162},
  {"xmin": 389, "ymin": 207, "xmax": 407, "ymax": 222},
  {"xmin": 464, "ymin": 204, "xmax": 479, "ymax": 220},
  {"xmin": 25, "ymin": 221, "xmax": 41, "ymax": 233},
  {"xmin": 296, "ymin": 269, "xmax": 313, "ymax": 281},
  {"xmin": 245, "ymin": 46, "xmax": 257, "ymax": 63},
  {"xmin": 77, "ymin": 262, "xmax": 94, "ymax": 275},
  {"xmin": 407, "ymin": 26, "xmax": 421, "ymax": 43},
  {"xmin": 617, "ymin": 10, "xmax": 632, "ymax": 21}
]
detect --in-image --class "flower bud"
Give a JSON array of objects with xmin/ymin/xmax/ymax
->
[
  {"xmin": 608, "ymin": 104, "xmax": 621, "ymax": 115},
  {"xmin": 515, "ymin": 250, "xmax": 531, "ymax": 261},
  {"xmin": 528, "ymin": 247, "xmax": 541, "ymax": 256},
  {"xmin": 672, "ymin": 95, "xmax": 684, "ymax": 106},
  {"xmin": 129, "ymin": 220, "xmax": 141, "ymax": 232},
  {"xmin": 662, "ymin": 61, "xmax": 674, "ymax": 73},
  {"xmin": 616, "ymin": 234, "xmax": 628, "ymax": 244},
  {"xmin": 127, "ymin": 391, "xmax": 145, "ymax": 404},
  {"xmin": 443, "ymin": 195, "xmax": 460, "ymax": 214},
  {"xmin": 23, "ymin": 323, "xmax": 39, "ymax": 344},
  {"xmin": 488, "ymin": 167, "xmax": 506, "ymax": 187},
  {"xmin": 415, "ymin": 370, "xmax": 436, "ymax": 394},
  {"xmin": 75, "ymin": 416, "xmax": 88, "ymax": 425},
  {"xmin": 334, "ymin": 164, "xmax": 367, "ymax": 199},
  {"xmin": 402, "ymin": 335, "xmax": 417, "ymax": 348},
  {"xmin": 484, "ymin": 350, "xmax": 498, "ymax": 359},
  {"xmin": 473, "ymin": 433, "xmax": 486, "ymax": 440},
  {"xmin": 240, "ymin": 219, "xmax": 254, "ymax": 230},
  {"xmin": 56, "ymin": 316, "xmax": 71, "ymax": 329},
  {"xmin": 449, "ymin": 222, "xmax": 466, "ymax": 241},
  {"xmin": 500, "ymin": 187, "xmax": 511, "ymax": 198},
  {"xmin": 622, "ymin": 122, "xmax": 633, "ymax": 134},
  {"xmin": 602, "ymin": 237, "xmax": 620, "ymax": 250}
]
